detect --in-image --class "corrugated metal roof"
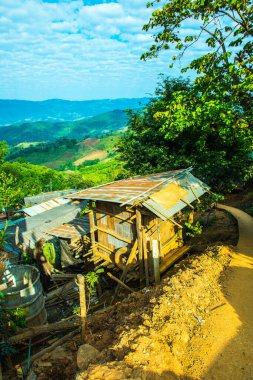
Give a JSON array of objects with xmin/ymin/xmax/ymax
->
[
  {"xmin": 23, "ymin": 197, "xmax": 70, "ymax": 217},
  {"xmin": 48, "ymin": 216, "xmax": 89, "ymax": 239},
  {"xmin": 67, "ymin": 169, "xmax": 209, "ymax": 220},
  {"xmin": 68, "ymin": 170, "xmax": 187, "ymax": 203},
  {"xmin": 143, "ymin": 173, "xmax": 208, "ymax": 220},
  {"xmin": 24, "ymin": 189, "xmax": 76, "ymax": 206}
]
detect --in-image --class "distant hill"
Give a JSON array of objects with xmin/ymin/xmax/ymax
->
[
  {"xmin": 7, "ymin": 133, "xmax": 121, "ymax": 171},
  {"xmin": 0, "ymin": 109, "xmax": 129, "ymax": 144},
  {"xmin": 0, "ymin": 97, "xmax": 149, "ymax": 125}
]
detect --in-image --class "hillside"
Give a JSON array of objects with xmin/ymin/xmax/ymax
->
[
  {"xmin": 7, "ymin": 133, "xmax": 124, "ymax": 184},
  {"xmin": 0, "ymin": 97, "xmax": 149, "ymax": 125},
  {"xmin": 0, "ymin": 110, "xmax": 129, "ymax": 144}
]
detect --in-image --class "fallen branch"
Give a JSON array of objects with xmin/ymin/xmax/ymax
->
[
  {"xmin": 9, "ymin": 316, "xmax": 80, "ymax": 344},
  {"xmin": 107, "ymin": 272, "xmax": 136, "ymax": 293}
]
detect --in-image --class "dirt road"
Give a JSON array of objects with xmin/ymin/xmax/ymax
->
[{"xmin": 185, "ymin": 205, "xmax": 253, "ymax": 379}]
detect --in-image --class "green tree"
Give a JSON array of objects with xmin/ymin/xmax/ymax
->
[
  {"xmin": 117, "ymin": 1, "xmax": 253, "ymax": 192},
  {"xmin": 0, "ymin": 173, "xmax": 23, "ymax": 217},
  {"xmin": 142, "ymin": 0, "xmax": 253, "ymax": 121},
  {"xmin": 118, "ymin": 77, "xmax": 253, "ymax": 192},
  {"xmin": 0, "ymin": 141, "xmax": 8, "ymax": 164}
]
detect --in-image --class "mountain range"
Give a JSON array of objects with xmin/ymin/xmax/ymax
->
[
  {"xmin": 0, "ymin": 97, "xmax": 149, "ymax": 125},
  {"xmin": 0, "ymin": 109, "xmax": 129, "ymax": 145}
]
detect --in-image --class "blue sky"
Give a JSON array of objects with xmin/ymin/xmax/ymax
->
[{"xmin": 0, "ymin": 0, "xmax": 206, "ymax": 100}]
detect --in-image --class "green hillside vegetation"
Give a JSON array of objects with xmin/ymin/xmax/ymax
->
[
  {"xmin": 7, "ymin": 133, "xmax": 121, "ymax": 171},
  {"xmin": 78, "ymin": 158, "xmax": 125, "ymax": 186},
  {"xmin": 0, "ymin": 140, "xmax": 124, "ymax": 211},
  {"xmin": 0, "ymin": 109, "xmax": 128, "ymax": 145}
]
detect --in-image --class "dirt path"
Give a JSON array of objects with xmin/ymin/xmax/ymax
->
[{"xmin": 185, "ymin": 205, "xmax": 253, "ymax": 380}]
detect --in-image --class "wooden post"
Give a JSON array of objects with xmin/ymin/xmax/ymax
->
[
  {"xmin": 89, "ymin": 209, "xmax": 97, "ymax": 252},
  {"xmin": 136, "ymin": 209, "xmax": 144, "ymax": 285},
  {"xmin": 76, "ymin": 274, "xmax": 86, "ymax": 344},
  {"xmin": 142, "ymin": 229, "xmax": 149, "ymax": 287},
  {"xmin": 15, "ymin": 226, "xmax": 19, "ymax": 246},
  {"xmin": 152, "ymin": 240, "xmax": 160, "ymax": 285}
]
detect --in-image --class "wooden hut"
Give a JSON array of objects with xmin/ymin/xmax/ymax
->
[{"xmin": 67, "ymin": 169, "xmax": 209, "ymax": 285}]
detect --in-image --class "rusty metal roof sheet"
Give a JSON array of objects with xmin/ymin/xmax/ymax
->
[
  {"xmin": 48, "ymin": 216, "xmax": 89, "ymax": 239},
  {"xmin": 68, "ymin": 169, "xmax": 207, "ymax": 203},
  {"xmin": 68, "ymin": 170, "xmax": 186, "ymax": 203},
  {"xmin": 67, "ymin": 169, "xmax": 209, "ymax": 220},
  {"xmin": 23, "ymin": 197, "xmax": 70, "ymax": 217}
]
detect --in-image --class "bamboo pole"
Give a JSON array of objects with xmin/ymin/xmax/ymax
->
[
  {"xmin": 152, "ymin": 240, "xmax": 160, "ymax": 285},
  {"xmin": 142, "ymin": 229, "xmax": 149, "ymax": 287},
  {"xmin": 76, "ymin": 275, "xmax": 86, "ymax": 344},
  {"xmin": 136, "ymin": 209, "xmax": 144, "ymax": 285}
]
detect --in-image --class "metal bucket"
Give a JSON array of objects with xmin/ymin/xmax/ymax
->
[{"xmin": 0, "ymin": 265, "xmax": 47, "ymax": 326}]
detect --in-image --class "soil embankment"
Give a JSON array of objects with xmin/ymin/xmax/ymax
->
[{"xmin": 30, "ymin": 206, "xmax": 253, "ymax": 380}]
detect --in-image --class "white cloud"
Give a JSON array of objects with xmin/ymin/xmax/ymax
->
[{"xmin": 0, "ymin": 0, "xmax": 203, "ymax": 100}]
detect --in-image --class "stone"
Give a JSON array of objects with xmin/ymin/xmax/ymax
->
[{"xmin": 77, "ymin": 344, "xmax": 100, "ymax": 370}]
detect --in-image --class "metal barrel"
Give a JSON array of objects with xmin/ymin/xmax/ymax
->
[{"xmin": 0, "ymin": 265, "xmax": 47, "ymax": 326}]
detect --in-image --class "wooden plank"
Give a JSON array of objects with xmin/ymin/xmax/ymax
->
[
  {"xmin": 142, "ymin": 229, "xmax": 149, "ymax": 287},
  {"xmin": 92, "ymin": 250, "xmax": 113, "ymax": 263},
  {"xmin": 152, "ymin": 239, "xmax": 160, "ymax": 285},
  {"xmin": 160, "ymin": 245, "xmax": 191, "ymax": 274},
  {"xmin": 136, "ymin": 209, "xmax": 144, "ymax": 285}
]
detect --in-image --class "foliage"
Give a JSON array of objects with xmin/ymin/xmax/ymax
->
[
  {"xmin": 8, "ymin": 308, "xmax": 27, "ymax": 329},
  {"xmin": 73, "ymin": 269, "xmax": 104, "ymax": 316},
  {"xmin": 194, "ymin": 193, "xmax": 225, "ymax": 213},
  {"xmin": 79, "ymin": 158, "xmax": 100, "ymax": 167},
  {"xmin": 117, "ymin": 1, "xmax": 252, "ymax": 192},
  {"xmin": 142, "ymin": 0, "xmax": 253, "ymax": 119},
  {"xmin": 85, "ymin": 268, "xmax": 104, "ymax": 294},
  {"xmin": 0, "ymin": 141, "xmax": 8, "ymax": 164},
  {"xmin": 117, "ymin": 76, "xmax": 253, "ymax": 192},
  {"xmin": 0, "ymin": 306, "xmax": 26, "ymax": 359},
  {"xmin": 0, "ymin": 173, "xmax": 23, "ymax": 215},
  {"xmin": 0, "ymin": 221, "xmax": 8, "ymax": 249},
  {"xmin": 78, "ymin": 157, "xmax": 126, "ymax": 186},
  {"xmin": 42, "ymin": 242, "xmax": 56, "ymax": 265},
  {"xmin": 184, "ymin": 221, "xmax": 203, "ymax": 238},
  {"xmin": 21, "ymin": 252, "xmax": 35, "ymax": 265}
]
